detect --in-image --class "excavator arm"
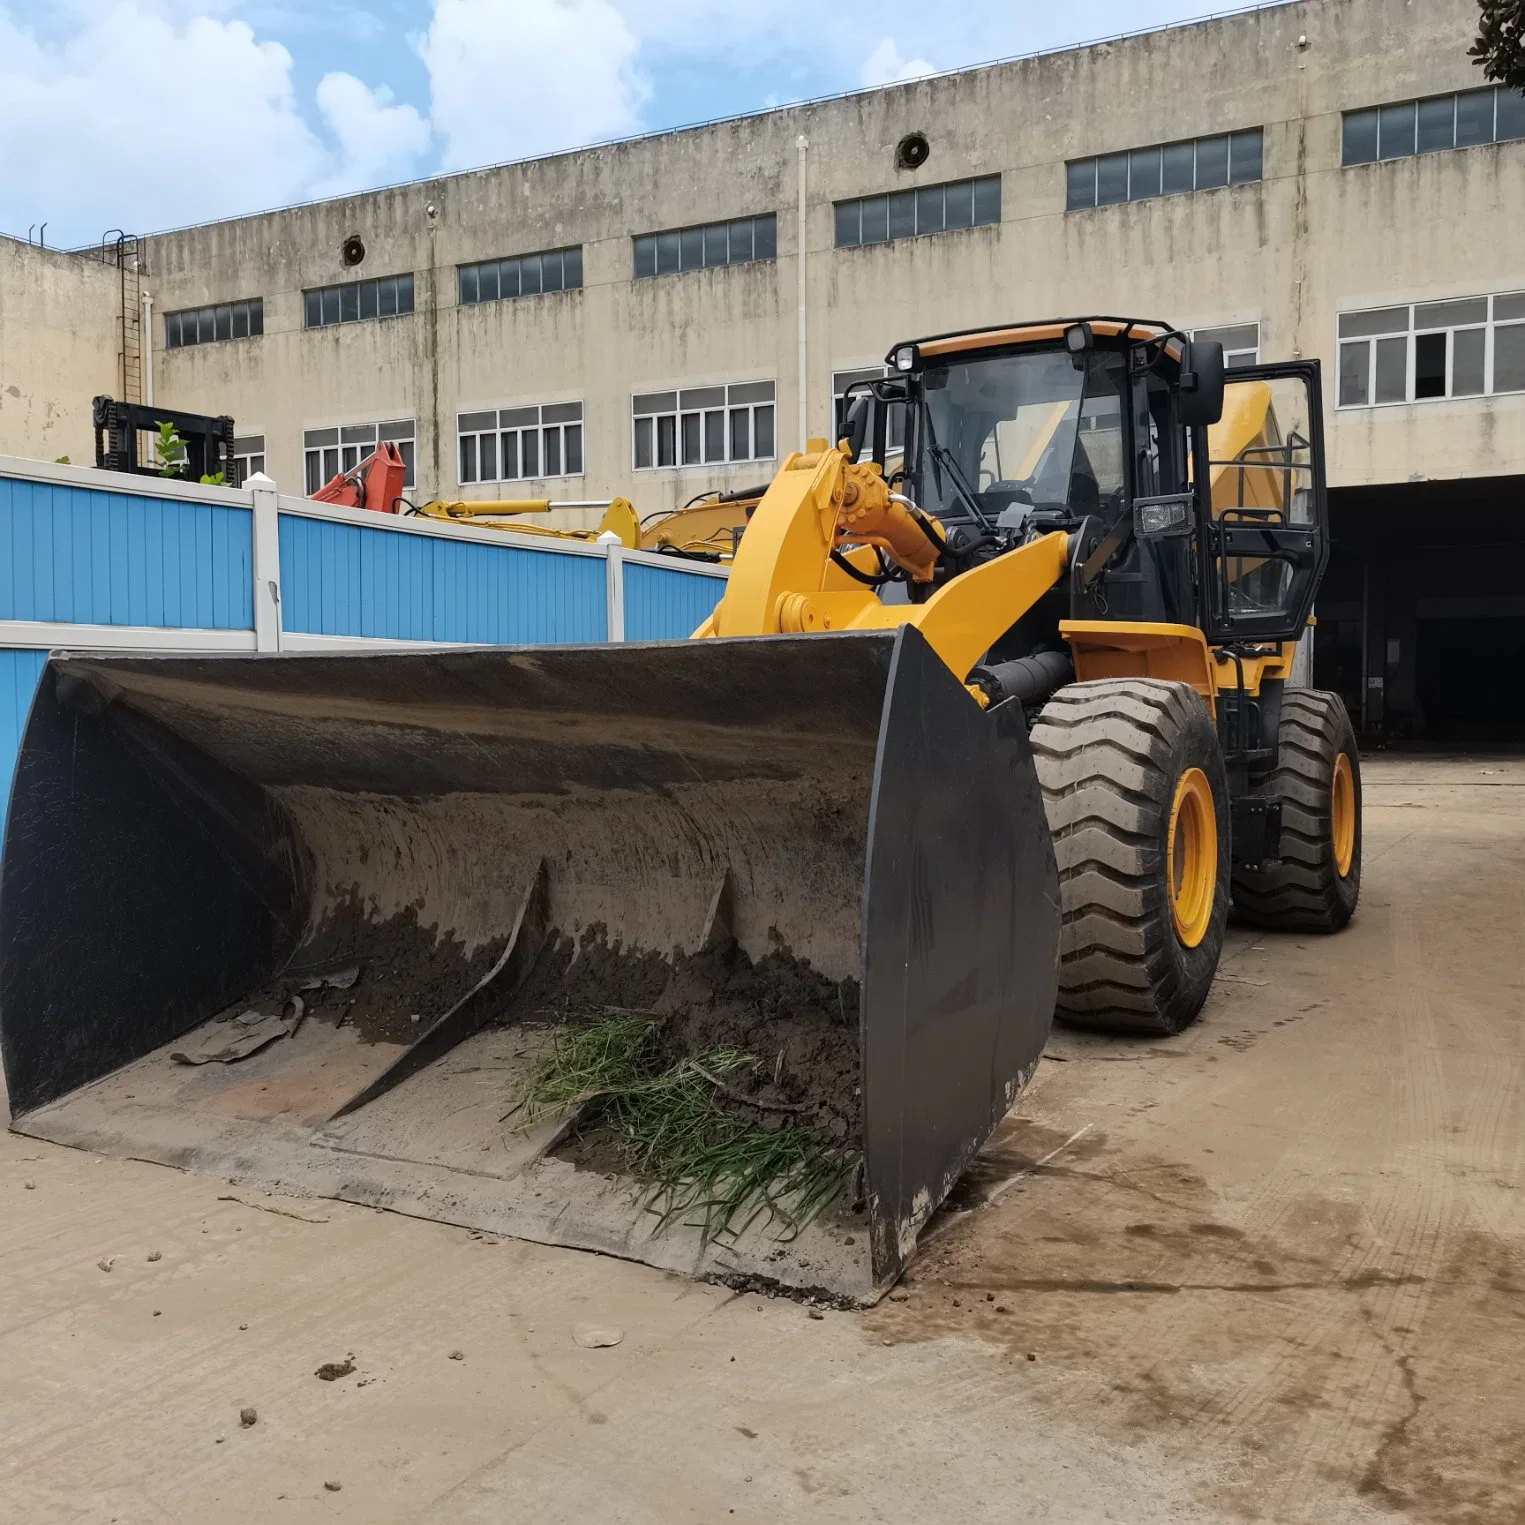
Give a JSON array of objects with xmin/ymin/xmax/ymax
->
[{"xmin": 310, "ymin": 441, "xmax": 408, "ymax": 514}]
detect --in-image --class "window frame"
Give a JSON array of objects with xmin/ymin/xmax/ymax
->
[
  {"xmin": 1189, "ymin": 322, "xmax": 1263, "ymax": 370},
  {"xmin": 303, "ymin": 419, "xmax": 416, "ymax": 492},
  {"xmin": 231, "ymin": 435, "xmax": 266, "ymax": 488},
  {"xmin": 1334, "ymin": 293, "xmax": 1525, "ymax": 409},
  {"xmin": 1341, "ymin": 86, "xmax": 1524, "ymax": 167},
  {"xmin": 1066, "ymin": 130, "xmax": 1263, "ymax": 211},
  {"xmin": 834, "ymin": 175, "xmax": 1001, "ymax": 249},
  {"xmin": 165, "ymin": 298, "xmax": 264, "ymax": 350},
  {"xmin": 632, "ymin": 381, "xmax": 776, "ymax": 471},
  {"xmin": 632, "ymin": 214, "xmax": 777, "ymax": 279},
  {"xmin": 455, "ymin": 402, "xmax": 586, "ymax": 486},
  {"xmin": 303, "ymin": 275, "xmax": 415, "ymax": 330},
  {"xmin": 457, "ymin": 247, "xmax": 584, "ymax": 307}
]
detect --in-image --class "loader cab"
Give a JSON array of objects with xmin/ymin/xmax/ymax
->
[{"xmin": 853, "ymin": 318, "xmax": 1329, "ymax": 647}]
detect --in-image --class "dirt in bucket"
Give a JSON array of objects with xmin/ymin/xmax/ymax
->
[
  {"xmin": 495, "ymin": 929, "xmax": 863, "ymax": 1238},
  {"xmin": 214, "ymin": 899, "xmax": 508, "ymax": 1047}
]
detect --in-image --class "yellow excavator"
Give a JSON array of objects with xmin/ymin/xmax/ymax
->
[
  {"xmin": 0, "ymin": 316, "xmax": 1358, "ymax": 1303},
  {"xmin": 406, "ymin": 489, "xmax": 757, "ymax": 560}
]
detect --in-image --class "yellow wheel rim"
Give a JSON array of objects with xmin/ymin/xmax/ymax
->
[
  {"xmin": 1168, "ymin": 767, "xmax": 1217, "ymax": 949},
  {"xmin": 1331, "ymin": 752, "xmax": 1356, "ymax": 877}
]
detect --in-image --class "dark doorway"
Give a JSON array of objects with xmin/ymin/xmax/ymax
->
[
  {"xmin": 1417, "ymin": 616, "xmax": 1525, "ymax": 742},
  {"xmin": 1321, "ymin": 475, "xmax": 1525, "ymax": 739}
]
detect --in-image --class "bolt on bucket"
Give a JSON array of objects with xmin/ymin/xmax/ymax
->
[{"xmin": 0, "ymin": 628, "xmax": 1057, "ymax": 1302}]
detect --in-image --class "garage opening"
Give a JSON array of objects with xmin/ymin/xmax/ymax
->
[{"xmin": 1416, "ymin": 615, "xmax": 1525, "ymax": 742}]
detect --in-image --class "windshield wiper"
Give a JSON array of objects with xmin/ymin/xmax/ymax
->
[{"xmin": 928, "ymin": 443, "xmax": 996, "ymax": 533}]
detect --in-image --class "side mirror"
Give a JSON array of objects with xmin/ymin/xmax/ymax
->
[
  {"xmin": 1179, "ymin": 340, "xmax": 1225, "ymax": 427},
  {"xmin": 842, "ymin": 386, "xmax": 873, "ymax": 462}
]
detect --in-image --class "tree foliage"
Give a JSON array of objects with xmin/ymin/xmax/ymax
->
[{"xmin": 1473, "ymin": 1, "xmax": 1525, "ymax": 91}]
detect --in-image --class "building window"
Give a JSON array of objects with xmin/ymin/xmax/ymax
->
[
  {"xmin": 1342, "ymin": 87, "xmax": 1525, "ymax": 166},
  {"xmin": 304, "ymin": 420, "xmax": 416, "ymax": 493},
  {"xmin": 165, "ymin": 299, "xmax": 263, "ymax": 349},
  {"xmin": 633, "ymin": 382, "xmax": 775, "ymax": 470},
  {"xmin": 457, "ymin": 402, "xmax": 584, "ymax": 483},
  {"xmin": 232, "ymin": 435, "xmax": 266, "ymax": 487},
  {"xmin": 834, "ymin": 175, "xmax": 1001, "ymax": 248},
  {"xmin": 1067, "ymin": 131, "xmax": 1263, "ymax": 210},
  {"xmin": 633, "ymin": 214, "xmax": 776, "ymax": 279},
  {"xmin": 1190, "ymin": 323, "xmax": 1261, "ymax": 369},
  {"xmin": 1336, "ymin": 293, "xmax": 1525, "ymax": 407},
  {"xmin": 458, "ymin": 248, "xmax": 583, "ymax": 305},
  {"xmin": 303, "ymin": 274, "xmax": 415, "ymax": 329},
  {"xmin": 831, "ymin": 368, "xmax": 907, "ymax": 454}
]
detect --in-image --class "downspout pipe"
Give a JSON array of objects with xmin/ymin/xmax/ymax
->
[
  {"xmin": 796, "ymin": 134, "xmax": 809, "ymax": 452},
  {"xmin": 141, "ymin": 290, "xmax": 154, "ymax": 405}
]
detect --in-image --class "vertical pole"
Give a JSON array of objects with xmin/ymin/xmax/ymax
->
[
  {"xmin": 1359, "ymin": 562, "xmax": 1369, "ymax": 731},
  {"xmin": 141, "ymin": 291, "xmax": 154, "ymax": 405},
  {"xmin": 601, "ymin": 533, "xmax": 626, "ymax": 642},
  {"xmin": 251, "ymin": 480, "xmax": 282, "ymax": 653},
  {"xmin": 796, "ymin": 134, "xmax": 809, "ymax": 451}
]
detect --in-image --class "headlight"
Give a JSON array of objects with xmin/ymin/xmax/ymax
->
[
  {"xmin": 1134, "ymin": 496, "xmax": 1193, "ymax": 538},
  {"xmin": 892, "ymin": 344, "xmax": 918, "ymax": 372}
]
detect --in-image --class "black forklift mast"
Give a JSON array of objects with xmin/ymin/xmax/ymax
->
[{"xmin": 92, "ymin": 396, "xmax": 236, "ymax": 482}]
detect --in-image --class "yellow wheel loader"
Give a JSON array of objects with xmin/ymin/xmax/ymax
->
[{"xmin": 0, "ymin": 316, "xmax": 1357, "ymax": 1303}]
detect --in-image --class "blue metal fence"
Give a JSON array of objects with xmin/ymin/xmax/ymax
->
[
  {"xmin": 279, "ymin": 513, "xmax": 610, "ymax": 645},
  {"xmin": 0, "ymin": 475, "xmax": 253, "ymax": 629},
  {"xmin": 624, "ymin": 560, "xmax": 725, "ymax": 642},
  {"xmin": 0, "ymin": 458, "xmax": 729, "ymax": 825}
]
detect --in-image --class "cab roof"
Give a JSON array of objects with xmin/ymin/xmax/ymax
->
[{"xmin": 888, "ymin": 317, "xmax": 1184, "ymax": 364}]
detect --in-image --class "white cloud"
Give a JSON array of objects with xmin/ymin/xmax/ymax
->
[
  {"xmin": 311, "ymin": 72, "xmax": 431, "ymax": 196},
  {"xmin": 0, "ymin": 0, "xmax": 1235, "ymax": 241},
  {"xmin": 860, "ymin": 37, "xmax": 935, "ymax": 88},
  {"xmin": 418, "ymin": 0, "xmax": 647, "ymax": 172},
  {"xmin": 0, "ymin": 1, "xmax": 428, "ymax": 242}
]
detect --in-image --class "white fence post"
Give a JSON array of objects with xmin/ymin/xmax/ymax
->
[
  {"xmin": 249, "ymin": 475, "xmax": 282, "ymax": 652},
  {"xmin": 601, "ymin": 533, "xmax": 626, "ymax": 642}
]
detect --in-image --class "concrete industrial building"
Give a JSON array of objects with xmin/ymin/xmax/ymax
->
[{"xmin": 0, "ymin": 0, "xmax": 1521, "ymax": 736}]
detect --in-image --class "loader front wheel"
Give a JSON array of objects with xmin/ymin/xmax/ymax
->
[
  {"xmin": 1031, "ymin": 679, "xmax": 1230, "ymax": 1036},
  {"xmin": 1231, "ymin": 689, "xmax": 1361, "ymax": 932}
]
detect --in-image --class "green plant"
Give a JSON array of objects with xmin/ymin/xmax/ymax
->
[
  {"xmin": 53, "ymin": 455, "xmax": 70, "ymax": 465},
  {"xmin": 508, "ymin": 1008, "xmax": 851, "ymax": 1244},
  {"xmin": 154, "ymin": 420, "xmax": 187, "ymax": 478},
  {"xmin": 1473, "ymin": 2, "xmax": 1525, "ymax": 90},
  {"xmin": 199, "ymin": 472, "xmax": 226, "ymax": 486}
]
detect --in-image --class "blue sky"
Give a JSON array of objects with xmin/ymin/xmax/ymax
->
[{"xmin": 0, "ymin": 0, "xmax": 1246, "ymax": 246}]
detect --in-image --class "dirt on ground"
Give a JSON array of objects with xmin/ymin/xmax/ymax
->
[{"xmin": 2, "ymin": 751, "xmax": 1524, "ymax": 1523}]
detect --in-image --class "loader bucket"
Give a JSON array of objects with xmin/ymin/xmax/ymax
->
[{"xmin": 0, "ymin": 628, "xmax": 1057, "ymax": 1302}]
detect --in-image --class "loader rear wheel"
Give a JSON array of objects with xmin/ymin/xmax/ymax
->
[
  {"xmin": 1031, "ymin": 679, "xmax": 1230, "ymax": 1036},
  {"xmin": 1231, "ymin": 689, "xmax": 1361, "ymax": 932}
]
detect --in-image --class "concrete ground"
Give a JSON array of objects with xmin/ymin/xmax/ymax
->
[{"xmin": 2, "ymin": 751, "xmax": 1522, "ymax": 1524}]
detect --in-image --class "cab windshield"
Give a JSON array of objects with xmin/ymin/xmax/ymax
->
[{"xmin": 915, "ymin": 347, "xmax": 1130, "ymax": 528}]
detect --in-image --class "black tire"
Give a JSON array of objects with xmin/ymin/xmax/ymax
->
[
  {"xmin": 1030, "ymin": 680, "xmax": 1230, "ymax": 1036},
  {"xmin": 1231, "ymin": 689, "xmax": 1361, "ymax": 932}
]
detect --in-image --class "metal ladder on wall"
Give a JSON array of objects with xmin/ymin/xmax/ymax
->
[{"xmin": 101, "ymin": 231, "xmax": 142, "ymax": 406}]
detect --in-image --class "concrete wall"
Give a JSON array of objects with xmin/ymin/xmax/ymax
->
[
  {"xmin": 0, "ymin": 238, "xmax": 122, "ymax": 466},
  {"xmin": 132, "ymin": 0, "xmax": 1525, "ymax": 521}
]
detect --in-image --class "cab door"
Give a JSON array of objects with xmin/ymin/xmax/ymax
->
[{"xmin": 1196, "ymin": 361, "xmax": 1328, "ymax": 645}]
